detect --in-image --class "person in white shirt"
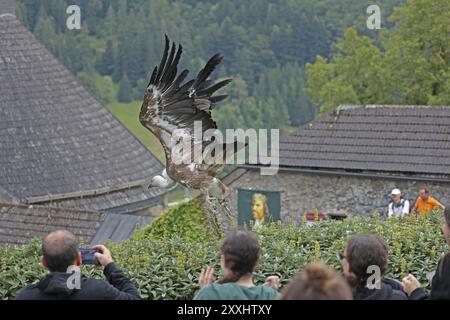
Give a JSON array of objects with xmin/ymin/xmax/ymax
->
[{"xmin": 388, "ymin": 188, "xmax": 410, "ymax": 218}]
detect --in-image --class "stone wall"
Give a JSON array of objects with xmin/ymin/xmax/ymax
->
[{"xmin": 225, "ymin": 169, "xmax": 450, "ymax": 224}]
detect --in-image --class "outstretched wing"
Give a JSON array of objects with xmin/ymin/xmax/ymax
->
[{"xmin": 139, "ymin": 35, "xmax": 232, "ymax": 162}]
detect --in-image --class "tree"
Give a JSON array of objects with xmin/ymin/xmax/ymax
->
[
  {"xmin": 21, "ymin": 0, "xmax": 433, "ymax": 129},
  {"xmin": 33, "ymin": 13, "xmax": 57, "ymax": 53},
  {"xmin": 306, "ymin": 0, "xmax": 450, "ymax": 113},
  {"xmin": 78, "ymin": 68, "xmax": 117, "ymax": 104},
  {"xmin": 118, "ymin": 75, "xmax": 132, "ymax": 103},
  {"xmin": 383, "ymin": 0, "xmax": 450, "ymax": 105},
  {"xmin": 96, "ymin": 40, "xmax": 115, "ymax": 76}
]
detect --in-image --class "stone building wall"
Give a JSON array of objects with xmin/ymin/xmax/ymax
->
[{"xmin": 225, "ymin": 169, "xmax": 450, "ymax": 224}]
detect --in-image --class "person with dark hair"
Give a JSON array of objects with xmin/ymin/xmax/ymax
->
[
  {"xmin": 16, "ymin": 230, "xmax": 140, "ymax": 300},
  {"xmin": 341, "ymin": 234, "xmax": 407, "ymax": 300},
  {"xmin": 402, "ymin": 206, "xmax": 450, "ymax": 300},
  {"xmin": 411, "ymin": 187, "xmax": 445, "ymax": 217},
  {"xmin": 280, "ymin": 262, "xmax": 352, "ymax": 300},
  {"xmin": 194, "ymin": 230, "xmax": 279, "ymax": 300}
]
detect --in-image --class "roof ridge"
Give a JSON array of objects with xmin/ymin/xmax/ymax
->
[
  {"xmin": 24, "ymin": 179, "xmax": 154, "ymax": 204},
  {"xmin": 336, "ymin": 104, "xmax": 449, "ymax": 111},
  {"xmin": 0, "ymin": 202, "xmax": 102, "ymax": 214},
  {"xmin": 0, "ymin": 0, "xmax": 15, "ymax": 16},
  {"xmin": 0, "ymin": 13, "xmax": 15, "ymax": 18}
]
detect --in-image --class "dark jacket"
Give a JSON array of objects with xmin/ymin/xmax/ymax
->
[
  {"xmin": 409, "ymin": 253, "xmax": 450, "ymax": 300},
  {"xmin": 15, "ymin": 263, "xmax": 140, "ymax": 300},
  {"xmin": 353, "ymin": 278, "xmax": 407, "ymax": 300}
]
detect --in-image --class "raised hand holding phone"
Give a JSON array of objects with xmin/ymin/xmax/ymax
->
[
  {"xmin": 92, "ymin": 244, "xmax": 114, "ymax": 268},
  {"xmin": 80, "ymin": 248, "xmax": 101, "ymax": 266}
]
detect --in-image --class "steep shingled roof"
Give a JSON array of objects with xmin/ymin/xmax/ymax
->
[
  {"xmin": 0, "ymin": 8, "xmax": 166, "ymax": 211},
  {"xmin": 0, "ymin": 0, "xmax": 15, "ymax": 16},
  {"xmin": 0, "ymin": 202, "xmax": 105, "ymax": 246},
  {"xmin": 0, "ymin": 202, "xmax": 155, "ymax": 247},
  {"xmin": 278, "ymin": 105, "xmax": 450, "ymax": 176}
]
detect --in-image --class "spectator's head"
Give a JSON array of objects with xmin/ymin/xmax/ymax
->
[
  {"xmin": 419, "ymin": 187, "xmax": 430, "ymax": 201},
  {"xmin": 41, "ymin": 230, "xmax": 81, "ymax": 272},
  {"xmin": 280, "ymin": 263, "xmax": 353, "ymax": 300},
  {"xmin": 218, "ymin": 230, "xmax": 260, "ymax": 284},
  {"xmin": 442, "ymin": 206, "xmax": 450, "ymax": 245},
  {"xmin": 341, "ymin": 235, "xmax": 388, "ymax": 290},
  {"xmin": 390, "ymin": 188, "xmax": 401, "ymax": 203}
]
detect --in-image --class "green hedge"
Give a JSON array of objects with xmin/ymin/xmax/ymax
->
[
  {"xmin": 0, "ymin": 207, "xmax": 448, "ymax": 300},
  {"xmin": 143, "ymin": 199, "xmax": 214, "ymax": 243}
]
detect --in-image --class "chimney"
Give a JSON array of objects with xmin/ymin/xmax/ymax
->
[{"xmin": 0, "ymin": 0, "xmax": 16, "ymax": 17}]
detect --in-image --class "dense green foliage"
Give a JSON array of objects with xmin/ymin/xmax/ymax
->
[
  {"xmin": 16, "ymin": 0, "xmax": 403, "ymax": 129},
  {"xmin": 143, "ymin": 199, "xmax": 213, "ymax": 243},
  {"xmin": 1, "ymin": 207, "xmax": 447, "ymax": 300},
  {"xmin": 307, "ymin": 0, "xmax": 450, "ymax": 113}
]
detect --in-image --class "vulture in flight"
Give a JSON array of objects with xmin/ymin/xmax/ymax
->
[{"xmin": 139, "ymin": 36, "xmax": 245, "ymax": 225}]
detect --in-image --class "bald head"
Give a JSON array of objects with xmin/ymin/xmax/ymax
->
[{"xmin": 42, "ymin": 230, "xmax": 79, "ymax": 272}]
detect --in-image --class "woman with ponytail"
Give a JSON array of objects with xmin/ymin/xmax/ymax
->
[{"xmin": 194, "ymin": 230, "xmax": 279, "ymax": 300}]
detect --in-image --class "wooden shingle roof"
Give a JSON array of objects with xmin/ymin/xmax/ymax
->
[
  {"xmin": 0, "ymin": 202, "xmax": 105, "ymax": 246},
  {"xmin": 0, "ymin": 0, "xmax": 15, "ymax": 17},
  {"xmin": 0, "ymin": 202, "xmax": 156, "ymax": 247},
  {"xmin": 278, "ymin": 105, "xmax": 450, "ymax": 176},
  {"xmin": 0, "ymin": 11, "xmax": 165, "ymax": 211}
]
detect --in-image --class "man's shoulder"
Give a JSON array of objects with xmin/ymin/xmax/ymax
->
[
  {"xmin": 80, "ymin": 276, "xmax": 114, "ymax": 291},
  {"xmin": 428, "ymin": 197, "xmax": 441, "ymax": 204},
  {"xmin": 15, "ymin": 276, "xmax": 112, "ymax": 300},
  {"xmin": 15, "ymin": 282, "xmax": 41, "ymax": 300}
]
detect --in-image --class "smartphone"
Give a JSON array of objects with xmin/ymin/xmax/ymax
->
[{"xmin": 80, "ymin": 248, "xmax": 101, "ymax": 266}]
